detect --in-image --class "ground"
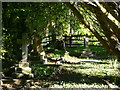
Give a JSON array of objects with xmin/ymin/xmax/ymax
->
[
  {"xmin": 1, "ymin": 46, "xmax": 120, "ymax": 89},
  {"xmin": 2, "ymin": 59, "xmax": 120, "ymax": 89}
]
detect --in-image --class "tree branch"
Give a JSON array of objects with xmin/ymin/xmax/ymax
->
[{"xmin": 64, "ymin": 2, "xmax": 113, "ymax": 54}]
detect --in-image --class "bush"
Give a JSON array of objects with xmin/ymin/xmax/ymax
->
[{"xmin": 31, "ymin": 64, "xmax": 56, "ymax": 78}]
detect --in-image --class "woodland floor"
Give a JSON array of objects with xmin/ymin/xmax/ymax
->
[
  {"xmin": 1, "ymin": 46, "xmax": 120, "ymax": 89},
  {"xmin": 2, "ymin": 59, "xmax": 120, "ymax": 89}
]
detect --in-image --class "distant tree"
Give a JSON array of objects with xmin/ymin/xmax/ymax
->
[
  {"xmin": 2, "ymin": 2, "xmax": 69, "ymax": 68},
  {"xmin": 65, "ymin": 2, "xmax": 120, "ymax": 63},
  {"xmin": 3, "ymin": 2, "xmax": 120, "ymax": 69},
  {"xmin": 2, "ymin": 2, "xmax": 28, "ymax": 68}
]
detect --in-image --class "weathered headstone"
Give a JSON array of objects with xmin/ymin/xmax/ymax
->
[
  {"xmin": 81, "ymin": 48, "xmax": 94, "ymax": 58},
  {"xmin": 15, "ymin": 33, "xmax": 34, "ymax": 78},
  {"xmin": 22, "ymin": 33, "xmax": 29, "ymax": 60},
  {"xmin": 84, "ymin": 34, "xmax": 89, "ymax": 48},
  {"xmin": 81, "ymin": 34, "xmax": 95, "ymax": 58},
  {"xmin": 14, "ymin": 59, "xmax": 33, "ymax": 78},
  {"xmin": 17, "ymin": 33, "xmax": 29, "ymax": 60}
]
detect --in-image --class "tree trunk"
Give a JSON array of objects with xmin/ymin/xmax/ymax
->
[
  {"xmin": 65, "ymin": 2, "xmax": 120, "ymax": 59},
  {"xmin": 83, "ymin": 2, "xmax": 120, "ymax": 58},
  {"xmin": 51, "ymin": 28, "xmax": 56, "ymax": 43},
  {"xmin": 66, "ymin": 3, "xmax": 120, "ymax": 76},
  {"xmin": 65, "ymin": 2, "xmax": 112, "ymax": 53}
]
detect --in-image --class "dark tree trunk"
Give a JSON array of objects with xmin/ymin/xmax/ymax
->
[
  {"xmin": 65, "ymin": 2, "xmax": 120, "ymax": 61},
  {"xmin": 51, "ymin": 28, "xmax": 56, "ymax": 43}
]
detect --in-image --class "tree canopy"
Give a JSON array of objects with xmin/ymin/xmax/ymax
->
[
  {"xmin": 65, "ymin": 1, "xmax": 120, "ymax": 61},
  {"xmin": 2, "ymin": 2, "xmax": 120, "ymax": 68},
  {"xmin": 1, "ymin": 2, "xmax": 120, "ymax": 88}
]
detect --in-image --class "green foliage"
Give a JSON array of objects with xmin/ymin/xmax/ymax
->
[
  {"xmin": 47, "ymin": 50, "xmax": 65, "ymax": 58},
  {"xmin": 1, "ymin": 2, "xmax": 120, "ymax": 89},
  {"xmin": 78, "ymin": 4, "xmax": 104, "ymax": 36},
  {"xmin": 2, "ymin": 2, "xmax": 117, "ymax": 71},
  {"xmin": 2, "ymin": 2, "xmax": 29, "ymax": 69},
  {"xmin": 66, "ymin": 46, "xmax": 116, "ymax": 59},
  {"xmin": 31, "ymin": 64, "xmax": 55, "ymax": 77}
]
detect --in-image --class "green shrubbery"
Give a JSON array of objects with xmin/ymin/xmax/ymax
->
[{"xmin": 31, "ymin": 64, "xmax": 56, "ymax": 78}]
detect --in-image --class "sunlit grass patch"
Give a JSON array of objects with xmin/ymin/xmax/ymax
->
[
  {"xmin": 32, "ymin": 46, "xmax": 119, "ymax": 88},
  {"xmin": 49, "ymin": 82, "xmax": 109, "ymax": 88},
  {"xmin": 59, "ymin": 59, "xmax": 119, "ymax": 88},
  {"xmin": 73, "ymin": 69, "xmax": 118, "ymax": 77},
  {"xmin": 62, "ymin": 83, "xmax": 109, "ymax": 88},
  {"xmin": 31, "ymin": 64, "xmax": 55, "ymax": 77}
]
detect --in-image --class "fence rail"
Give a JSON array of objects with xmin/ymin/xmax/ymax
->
[{"xmin": 42, "ymin": 34, "xmax": 103, "ymax": 47}]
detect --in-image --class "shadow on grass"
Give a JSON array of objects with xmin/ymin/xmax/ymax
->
[
  {"xmin": 63, "ymin": 65, "xmax": 93, "ymax": 69},
  {"xmin": 50, "ymin": 68, "xmax": 120, "ymax": 87},
  {"xmin": 66, "ymin": 46, "xmax": 117, "ymax": 60}
]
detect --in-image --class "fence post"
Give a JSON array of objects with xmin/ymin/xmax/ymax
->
[
  {"xmin": 78, "ymin": 33, "xmax": 81, "ymax": 41},
  {"xmin": 69, "ymin": 35, "xmax": 72, "ymax": 47},
  {"xmin": 49, "ymin": 35, "xmax": 51, "ymax": 44},
  {"xmin": 84, "ymin": 34, "xmax": 89, "ymax": 48}
]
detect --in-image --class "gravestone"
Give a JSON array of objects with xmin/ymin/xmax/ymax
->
[
  {"xmin": 26, "ymin": 30, "xmax": 47, "ymax": 64},
  {"xmin": 15, "ymin": 33, "xmax": 34, "ymax": 78},
  {"xmin": 21, "ymin": 33, "xmax": 29, "ymax": 60},
  {"xmin": 14, "ymin": 59, "xmax": 34, "ymax": 78},
  {"xmin": 28, "ymin": 45, "xmax": 47, "ymax": 64},
  {"xmin": 81, "ymin": 34, "xmax": 95, "ymax": 58},
  {"xmin": 39, "ymin": 51, "xmax": 47, "ymax": 64},
  {"xmin": 17, "ymin": 33, "xmax": 29, "ymax": 60},
  {"xmin": 84, "ymin": 35, "xmax": 89, "ymax": 48},
  {"xmin": 81, "ymin": 48, "xmax": 94, "ymax": 58},
  {"xmin": 54, "ymin": 39, "xmax": 66, "ymax": 52}
]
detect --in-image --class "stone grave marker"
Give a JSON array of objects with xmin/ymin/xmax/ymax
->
[
  {"xmin": 21, "ymin": 33, "xmax": 29, "ymax": 60},
  {"xmin": 84, "ymin": 34, "xmax": 89, "ymax": 48},
  {"xmin": 81, "ymin": 34, "xmax": 95, "ymax": 58},
  {"xmin": 15, "ymin": 33, "xmax": 34, "ymax": 78},
  {"xmin": 17, "ymin": 33, "xmax": 29, "ymax": 60}
]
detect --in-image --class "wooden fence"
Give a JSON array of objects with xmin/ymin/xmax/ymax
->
[{"xmin": 42, "ymin": 34, "xmax": 103, "ymax": 48}]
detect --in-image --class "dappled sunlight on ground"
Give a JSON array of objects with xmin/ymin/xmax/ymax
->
[{"xmin": 2, "ymin": 52, "xmax": 120, "ymax": 89}]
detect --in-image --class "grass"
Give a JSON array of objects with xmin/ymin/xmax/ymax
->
[
  {"xmin": 27, "ymin": 58, "xmax": 119, "ymax": 88},
  {"xmin": 39, "ymin": 46, "xmax": 119, "ymax": 88},
  {"xmin": 45, "ymin": 46, "xmax": 117, "ymax": 60},
  {"xmin": 46, "ymin": 50, "xmax": 65, "ymax": 58},
  {"xmin": 2, "ymin": 46, "xmax": 120, "ymax": 89},
  {"xmin": 2, "ymin": 59, "xmax": 119, "ymax": 88},
  {"xmin": 31, "ymin": 64, "xmax": 56, "ymax": 77}
]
